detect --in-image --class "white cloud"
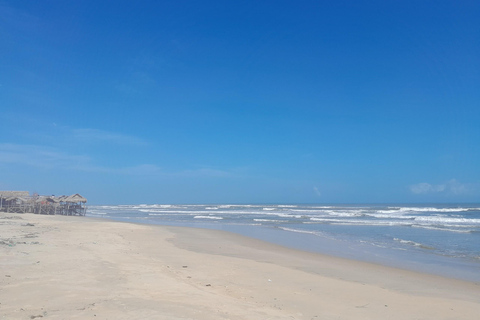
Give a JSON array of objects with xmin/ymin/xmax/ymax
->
[
  {"xmin": 117, "ymin": 165, "xmax": 238, "ymax": 179},
  {"xmin": 410, "ymin": 182, "xmax": 443, "ymax": 194},
  {"xmin": 0, "ymin": 143, "xmax": 237, "ymax": 180},
  {"xmin": 410, "ymin": 179, "xmax": 471, "ymax": 195},
  {"xmin": 0, "ymin": 143, "xmax": 160, "ymax": 174},
  {"xmin": 448, "ymin": 180, "xmax": 469, "ymax": 195},
  {"xmin": 0, "ymin": 143, "xmax": 91, "ymax": 169}
]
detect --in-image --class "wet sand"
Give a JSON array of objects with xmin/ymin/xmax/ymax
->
[{"xmin": 1, "ymin": 212, "xmax": 479, "ymax": 319}]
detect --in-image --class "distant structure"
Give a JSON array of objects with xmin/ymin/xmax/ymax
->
[
  {"xmin": 0, "ymin": 191, "xmax": 30, "ymax": 213},
  {"xmin": 0, "ymin": 191, "xmax": 87, "ymax": 216}
]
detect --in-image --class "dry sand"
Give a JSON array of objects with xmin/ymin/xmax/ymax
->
[{"xmin": 1, "ymin": 212, "xmax": 479, "ymax": 320}]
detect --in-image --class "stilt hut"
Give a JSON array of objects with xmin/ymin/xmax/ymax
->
[
  {"xmin": 59, "ymin": 194, "xmax": 87, "ymax": 216},
  {"xmin": 0, "ymin": 191, "xmax": 31, "ymax": 213},
  {"xmin": 1, "ymin": 191, "xmax": 87, "ymax": 216},
  {"xmin": 33, "ymin": 196, "xmax": 59, "ymax": 215}
]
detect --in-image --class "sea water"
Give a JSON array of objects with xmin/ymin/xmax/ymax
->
[{"xmin": 87, "ymin": 204, "xmax": 480, "ymax": 282}]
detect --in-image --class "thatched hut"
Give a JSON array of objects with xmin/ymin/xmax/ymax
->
[
  {"xmin": 1, "ymin": 191, "xmax": 87, "ymax": 216},
  {"xmin": 65, "ymin": 194, "xmax": 87, "ymax": 204},
  {"xmin": 0, "ymin": 191, "xmax": 31, "ymax": 213},
  {"xmin": 34, "ymin": 196, "xmax": 59, "ymax": 215},
  {"xmin": 58, "ymin": 194, "xmax": 88, "ymax": 216}
]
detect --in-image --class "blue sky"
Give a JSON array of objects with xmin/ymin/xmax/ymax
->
[{"xmin": 1, "ymin": 1, "xmax": 479, "ymax": 204}]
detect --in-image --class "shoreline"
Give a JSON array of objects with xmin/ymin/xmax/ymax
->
[
  {"xmin": 1, "ymin": 212, "xmax": 479, "ymax": 319},
  {"xmin": 91, "ymin": 213, "xmax": 480, "ymax": 283},
  {"xmin": 87, "ymin": 202, "xmax": 480, "ymax": 283}
]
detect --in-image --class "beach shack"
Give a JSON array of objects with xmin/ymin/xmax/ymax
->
[
  {"xmin": 0, "ymin": 191, "xmax": 87, "ymax": 216},
  {"xmin": 59, "ymin": 194, "xmax": 88, "ymax": 216},
  {"xmin": 0, "ymin": 191, "xmax": 31, "ymax": 213},
  {"xmin": 33, "ymin": 196, "xmax": 59, "ymax": 215}
]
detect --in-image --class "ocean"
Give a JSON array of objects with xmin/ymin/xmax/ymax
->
[{"xmin": 87, "ymin": 204, "xmax": 480, "ymax": 282}]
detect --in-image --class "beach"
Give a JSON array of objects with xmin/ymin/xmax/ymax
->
[{"xmin": 1, "ymin": 212, "xmax": 479, "ymax": 319}]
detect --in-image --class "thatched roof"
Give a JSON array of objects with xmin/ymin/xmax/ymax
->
[
  {"xmin": 64, "ymin": 194, "xmax": 87, "ymax": 203},
  {"xmin": 0, "ymin": 191, "xmax": 87, "ymax": 204},
  {"xmin": 0, "ymin": 191, "xmax": 29, "ymax": 198},
  {"xmin": 7, "ymin": 197, "xmax": 30, "ymax": 203},
  {"xmin": 34, "ymin": 196, "xmax": 56, "ymax": 203}
]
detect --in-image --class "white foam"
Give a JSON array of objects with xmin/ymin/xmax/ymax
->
[
  {"xmin": 325, "ymin": 210, "xmax": 366, "ymax": 217},
  {"xmin": 393, "ymin": 238, "xmax": 433, "ymax": 249},
  {"xmin": 411, "ymin": 225, "xmax": 474, "ymax": 233},
  {"xmin": 217, "ymin": 204, "xmax": 253, "ymax": 209},
  {"xmin": 137, "ymin": 209, "xmax": 243, "ymax": 214},
  {"xmin": 272, "ymin": 213, "xmax": 305, "ymax": 219},
  {"xmin": 193, "ymin": 215, "xmax": 223, "ymax": 220},
  {"xmin": 367, "ymin": 213, "xmax": 415, "ymax": 219},
  {"xmin": 396, "ymin": 239, "xmax": 418, "ymax": 245},
  {"xmin": 413, "ymin": 216, "xmax": 480, "ymax": 224},
  {"xmin": 309, "ymin": 217, "xmax": 414, "ymax": 227},
  {"xmin": 307, "ymin": 206, "xmax": 336, "ymax": 209},
  {"xmin": 87, "ymin": 211, "xmax": 108, "ymax": 215},
  {"xmin": 387, "ymin": 207, "xmax": 471, "ymax": 213},
  {"xmin": 92, "ymin": 205, "xmax": 126, "ymax": 210},
  {"xmin": 278, "ymin": 227, "xmax": 320, "ymax": 235},
  {"xmin": 290, "ymin": 209, "xmax": 366, "ymax": 217}
]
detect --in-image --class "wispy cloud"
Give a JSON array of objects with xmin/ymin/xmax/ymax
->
[
  {"xmin": 72, "ymin": 128, "xmax": 147, "ymax": 146},
  {"xmin": 313, "ymin": 186, "xmax": 322, "ymax": 197},
  {"xmin": 0, "ymin": 143, "xmax": 237, "ymax": 180},
  {"xmin": 0, "ymin": 143, "xmax": 91, "ymax": 169},
  {"xmin": 117, "ymin": 165, "xmax": 238, "ymax": 179},
  {"xmin": 0, "ymin": 143, "xmax": 158, "ymax": 174},
  {"xmin": 410, "ymin": 179, "xmax": 472, "ymax": 195},
  {"xmin": 4, "ymin": 117, "xmax": 148, "ymax": 148}
]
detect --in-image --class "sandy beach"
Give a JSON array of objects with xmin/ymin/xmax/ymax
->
[{"xmin": 1, "ymin": 212, "xmax": 479, "ymax": 320}]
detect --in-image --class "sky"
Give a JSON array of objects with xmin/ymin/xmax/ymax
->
[{"xmin": 1, "ymin": 1, "xmax": 479, "ymax": 204}]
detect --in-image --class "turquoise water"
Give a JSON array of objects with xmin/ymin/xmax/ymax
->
[{"xmin": 88, "ymin": 204, "xmax": 480, "ymax": 282}]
